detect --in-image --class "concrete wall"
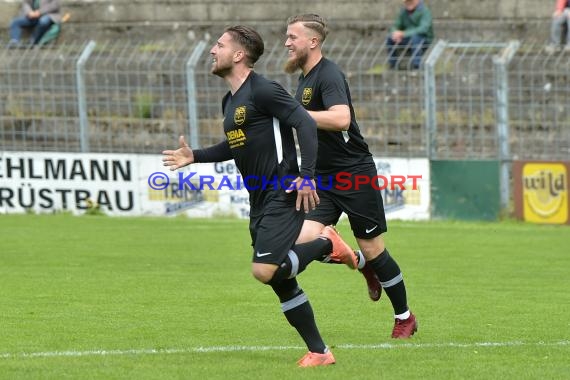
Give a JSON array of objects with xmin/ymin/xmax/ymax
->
[{"xmin": 0, "ymin": 0, "xmax": 555, "ymax": 42}]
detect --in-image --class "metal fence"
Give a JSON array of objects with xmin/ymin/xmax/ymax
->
[{"xmin": 1, "ymin": 38, "xmax": 569, "ymax": 161}]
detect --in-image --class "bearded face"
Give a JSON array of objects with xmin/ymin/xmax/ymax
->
[
  {"xmin": 210, "ymin": 32, "xmax": 237, "ymax": 78},
  {"xmin": 211, "ymin": 56, "xmax": 233, "ymax": 77},
  {"xmin": 284, "ymin": 22, "xmax": 313, "ymax": 74},
  {"xmin": 284, "ymin": 44, "xmax": 309, "ymax": 74}
]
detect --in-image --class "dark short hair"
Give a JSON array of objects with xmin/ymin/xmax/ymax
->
[
  {"xmin": 286, "ymin": 14, "xmax": 329, "ymax": 43},
  {"xmin": 224, "ymin": 25, "xmax": 265, "ymax": 67}
]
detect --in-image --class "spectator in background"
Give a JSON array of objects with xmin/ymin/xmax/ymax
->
[
  {"xmin": 386, "ymin": 0, "xmax": 434, "ymax": 69},
  {"xmin": 8, "ymin": 0, "xmax": 61, "ymax": 47},
  {"xmin": 546, "ymin": 0, "xmax": 570, "ymax": 53}
]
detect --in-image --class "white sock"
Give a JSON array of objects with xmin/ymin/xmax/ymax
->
[
  {"xmin": 356, "ymin": 250, "xmax": 366, "ymax": 270},
  {"xmin": 395, "ymin": 310, "xmax": 410, "ymax": 320}
]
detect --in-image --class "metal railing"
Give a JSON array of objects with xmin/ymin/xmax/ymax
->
[{"xmin": 1, "ymin": 38, "xmax": 569, "ymax": 162}]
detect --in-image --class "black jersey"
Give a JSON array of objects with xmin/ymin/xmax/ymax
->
[
  {"xmin": 195, "ymin": 71, "xmax": 317, "ymax": 212},
  {"xmin": 295, "ymin": 58, "xmax": 374, "ymax": 175}
]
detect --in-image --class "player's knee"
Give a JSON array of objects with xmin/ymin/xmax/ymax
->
[
  {"xmin": 359, "ymin": 236, "xmax": 386, "ymax": 259},
  {"xmin": 251, "ymin": 263, "xmax": 277, "ymax": 284}
]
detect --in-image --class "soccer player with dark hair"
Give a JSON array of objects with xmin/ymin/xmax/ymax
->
[
  {"xmin": 162, "ymin": 25, "xmax": 356, "ymax": 367},
  {"xmin": 285, "ymin": 14, "xmax": 418, "ymax": 339}
]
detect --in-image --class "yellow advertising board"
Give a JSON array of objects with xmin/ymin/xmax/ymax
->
[{"xmin": 514, "ymin": 162, "xmax": 569, "ymax": 224}]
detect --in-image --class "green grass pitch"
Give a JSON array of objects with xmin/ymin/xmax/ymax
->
[{"xmin": 0, "ymin": 214, "xmax": 568, "ymax": 379}]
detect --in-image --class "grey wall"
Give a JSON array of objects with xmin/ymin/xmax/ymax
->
[{"xmin": 0, "ymin": 0, "xmax": 555, "ymax": 42}]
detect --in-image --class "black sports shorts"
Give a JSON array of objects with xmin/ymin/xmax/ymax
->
[
  {"xmin": 249, "ymin": 192, "xmax": 304, "ymax": 265},
  {"xmin": 306, "ymin": 165, "xmax": 387, "ymax": 239}
]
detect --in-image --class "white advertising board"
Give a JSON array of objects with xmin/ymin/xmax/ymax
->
[
  {"xmin": 0, "ymin": 152, "xmax": 139, "ymax": 216},
  {"xmin": 373, "ymin": 158, "xmax": 430, "ymax": 221},
  {"xmin": 0, "ymin": 152, "xmax": 429, "ymax": 220}
]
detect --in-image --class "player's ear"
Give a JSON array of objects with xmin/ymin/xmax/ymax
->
[
  {"xmin": 310, "ymin": 36, "xmax": 319, "ymax": 49},
  {"xmin": 234, "ymin": 50, "xmax": 245, "ymax": 63}
]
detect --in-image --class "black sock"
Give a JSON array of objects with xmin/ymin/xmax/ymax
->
[
  {"xmin": 293, "ymin": 238, "xmax": 332, "ymax": 265},
  {"xmin": 269, "ymin": 238, "xmax": 332, "ymax": 285},
  {"xmin": 271, "ymin": 278, "xmax": 326, "ymax": 353},
  {"xmin": 368, "ymin": 249, "xmax": 408, "ymax": 315}
]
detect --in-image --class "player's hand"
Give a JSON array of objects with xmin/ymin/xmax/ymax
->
[
  {"xmin": 162, "ymin": 135, "xmax": 194, "ymax": 171},
  {"xmin": 286, "ymin": 177, "xmax": 319, "ymax": 213}
]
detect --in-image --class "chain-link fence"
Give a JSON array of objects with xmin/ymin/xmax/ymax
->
[
  {"xmin": 509, "ymin": 43, "xmax": 570, "ymax": 161},
  {"xmin": 423, "ymin": 41, "xmax": 570, "ymax": 161},
  {"xmin": 1, "ymin": 42, "xmax": 87, "ymax": 152},
  {"xmin": 1, "ymin": 38, "xmax": 569, "ymax": 161}
]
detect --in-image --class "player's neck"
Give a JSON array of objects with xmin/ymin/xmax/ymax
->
[
  {"xmin": 226, "ymin": 67, "xmax": 253, "ymax": 94},
  {"xmin": 302, "ymin": 53, "xmax": 323, "ymax": 76}
]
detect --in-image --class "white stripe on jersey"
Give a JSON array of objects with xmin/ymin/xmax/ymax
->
[
  {"xmin": 273, "ymin": 117, "xmax": 283, "ymax": 163},
  {"xmin": 342, "ymin": 130, "xmax": 350, "ymax": 143}
]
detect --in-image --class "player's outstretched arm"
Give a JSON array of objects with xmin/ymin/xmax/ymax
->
[{"xmin": 162, "ymin": 135, "xmax": 195, "ymax": 171}]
